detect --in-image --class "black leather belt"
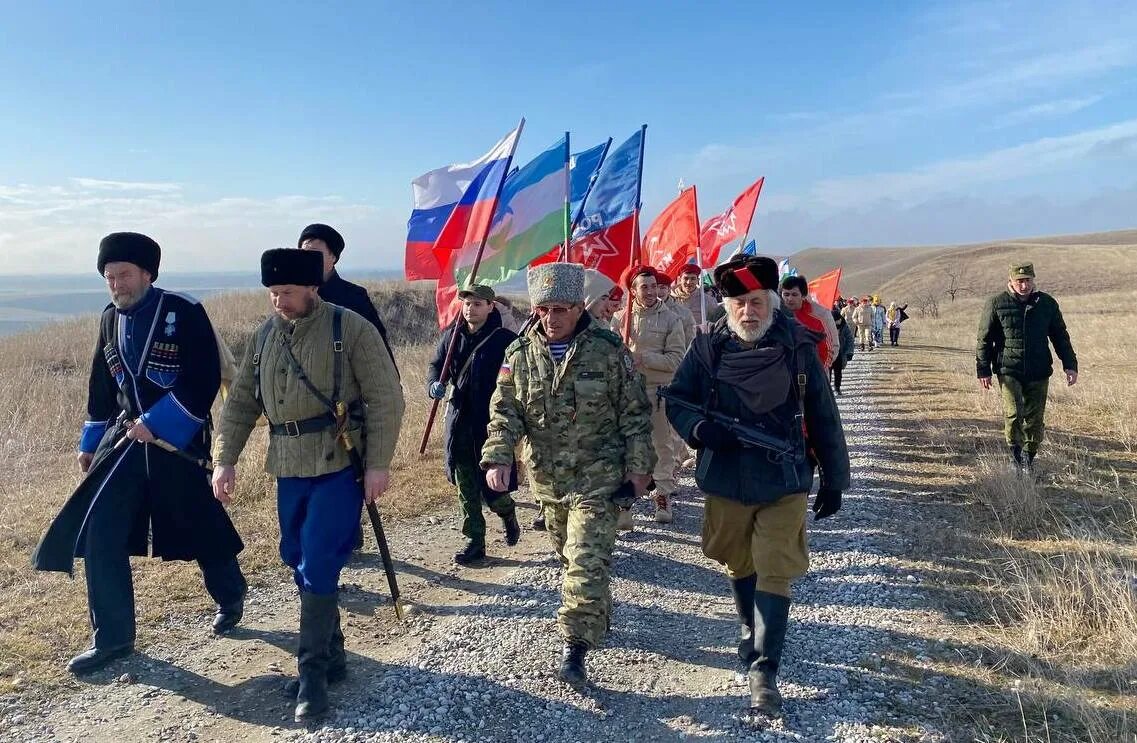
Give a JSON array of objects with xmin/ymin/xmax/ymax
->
[
  {"xmin": 268, "ymin": 402, "xmax": 365, "ymax": 438},
  {"xmin": 268, "ymin": 412, "xmax": 337, "ymax": 437}
]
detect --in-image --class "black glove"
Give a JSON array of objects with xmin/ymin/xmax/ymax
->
[
  {"xmin": 695, "ymin": 420, "xmax": 739, "ymax": 452},
  {"xmin": 812, "ymin": 488, "xmax": 842, "ymax": 519},
  {"xmin": 610, "ymin": 481, "xmax": 637, "ymax": 508}
]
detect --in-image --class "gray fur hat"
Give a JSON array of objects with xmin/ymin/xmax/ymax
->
[{"xmin": 527, "ymin": 262, "xmax": 585, "ymax": 306}]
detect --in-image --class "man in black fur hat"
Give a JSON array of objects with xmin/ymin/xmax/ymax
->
[
  {"xmin": 34, "ymin": 232, "xmax": 247, "ymax": 676},
  {"xmin": 663, "ymin": 255, "xmax": 850, "ymax": 718}
]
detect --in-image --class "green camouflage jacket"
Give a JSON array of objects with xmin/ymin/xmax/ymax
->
[{"xmin": 480, "ymin": 314, "xmax": 656, "ymax": 504}]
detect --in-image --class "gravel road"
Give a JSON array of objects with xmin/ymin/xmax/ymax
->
[{"xmin": 3, "ymin": 351, "xmax": 988, "ymax": 742}]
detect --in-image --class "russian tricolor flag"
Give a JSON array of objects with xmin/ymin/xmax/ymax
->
[{"xmin": 404, "ymin": 124, "xmax": 523, "ymax": 280}]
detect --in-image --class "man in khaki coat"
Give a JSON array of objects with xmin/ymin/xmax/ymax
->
[
  {"xmin": 612, "ymin": 266, "xmax": 686, "ymax": 524},
  {"xmin": 212, "ymin": 249, "xmax": 404, "ymax": 723}
]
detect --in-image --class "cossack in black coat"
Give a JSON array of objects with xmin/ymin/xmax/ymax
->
[{"xmin": 33, "ymin": 289, "xmax": 243, "ymax": 573}]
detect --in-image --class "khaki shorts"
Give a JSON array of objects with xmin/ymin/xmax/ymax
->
[{"xmin": 702, "ymin": 493, "xmax": 809, "ymax": 597}]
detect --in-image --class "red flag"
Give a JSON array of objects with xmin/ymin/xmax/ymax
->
[
  {"xmin": 642, "ymin": 186, "xmax": 699, "ymax": 278},
  {"xmin": 807, "ymin": 267, "xmax": 843, "ymax": 309},
  {"xmin": 699, "ymin": 177, "xmax": 764, "ymax": 267},
  {"xmin": 530, "ymin": 212, "xmax": 639, "ymax": 283}
]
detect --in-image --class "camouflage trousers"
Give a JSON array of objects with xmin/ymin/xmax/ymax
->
[
  {"xmin": 452, "ymin": 435, "xmax": 515, "ymax": 546},
  {"xmin": 543, "ymin": 493, "xmax": 619, "ymax": 649},
  {"xmin": 998, "ymin": 375, "xmax": 1049, "ymax": 454}
]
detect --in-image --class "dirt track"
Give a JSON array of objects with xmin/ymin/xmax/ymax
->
[{"xmin": 4, "ymin": 353, "xmax": 994, "ymax": 742}]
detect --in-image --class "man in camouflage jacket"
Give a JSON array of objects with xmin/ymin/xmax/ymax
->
[{"xmin": 481, "ymin": 262, "xmax": 655, "ymax": 687}]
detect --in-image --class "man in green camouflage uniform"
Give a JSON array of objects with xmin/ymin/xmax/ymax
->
[{"xmin": 481, "ymin": 262, "xmax": 655, "ymax": 686}]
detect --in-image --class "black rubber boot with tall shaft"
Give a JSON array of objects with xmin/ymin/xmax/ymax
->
[
  {"xmin": 295, "ymin": 591, "xmax": 338, "ymax": 723},
  {"xmin": 748, "ymin": 591, "xmax": 791, "ymax": 718},
  {"xmin": 730, "ymin": 574, "xmax": 758, "ymax": 672}
]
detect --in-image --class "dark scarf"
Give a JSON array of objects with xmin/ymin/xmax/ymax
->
[{"xmin": 693, "ymin": 318, "xmax": 794, "ymax": 417}]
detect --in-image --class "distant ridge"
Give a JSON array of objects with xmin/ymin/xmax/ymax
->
[{"xmin": 788, "ymin": 227, "xmax": 1137, "ymax": 299}]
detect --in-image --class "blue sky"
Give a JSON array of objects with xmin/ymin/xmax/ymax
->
[{"xmin": 2, "ymin": 0, "xmax": 1136, "ymax": 274}]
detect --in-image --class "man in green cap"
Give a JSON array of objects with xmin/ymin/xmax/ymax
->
[
  {"xmin": 481, "ymin": 262, "xmax": 655, "ymax": 687},
  {"xmin": 427, "ymin": 282, "xmax": 521, "ymax": 565},
  {"xmin": 976, "ymin": 262, "xmax": 1078, "ymax": 474}
]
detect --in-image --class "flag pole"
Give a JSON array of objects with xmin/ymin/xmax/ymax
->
[
  {"xmin": 559, "ymin": 132, "xmax": 571, "ymax": 261},
  {"xmin": 621, "ymin": 124, "xmax": 647, "ymax": 345},
  {"xmin": 691, "ymin": 185, "xmax": 706, "ymax": 327},
  {"xmin": 420, "ymin": 117, "xmax": 526, "ymax": 455}
]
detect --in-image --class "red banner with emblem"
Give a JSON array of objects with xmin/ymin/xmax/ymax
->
[{"xmin": 699, "ymin": 177, "xmax": 764, "ymax": 267}]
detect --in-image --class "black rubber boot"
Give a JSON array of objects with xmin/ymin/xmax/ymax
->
[
  {"xmin": 558, "ymin": 641, "xmax": 588, "ymax": 687},
  {"xmin": 1011, "ymin": 445, "xmax": 1024, "ymax": 477},
  {"xmin": 286, "ymin": 602, "xmax": 346, "ymax": 699},
  {"xmin": 748, "ymin": 591, "xmax": 791, "ymax": 718},
  {"xmin": 294, "ymin": 591, "xmax": 337, "ymax": 723},
  {"xmin": 1024, "ymin": 450, "xmax": 1036, "ymax": 476},
  {"xmin": 454, "ymin": 541, "xmax": 486, "ymax": 566},
  {"xmin": 212, "ymin": 595, "xmax": 244, "ymax": 635},
  {"xmin": 502, "ymin": 511, "xmax": 521, "ymax": 546},
  {"xmin": 729, "ymin": 574, "xmax": 758, "ymax": 672}
]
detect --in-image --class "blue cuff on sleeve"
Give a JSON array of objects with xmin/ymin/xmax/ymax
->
[
  {"xmin": 141, "ymin": 393, "xmax": 204, "ymax": 451},
  {"xmin": 79, "ymin": 420, "xmax": 110, "ymax": 453}
]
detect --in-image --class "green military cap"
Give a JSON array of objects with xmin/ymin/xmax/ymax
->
[
  {"xmin": 458, "ymin": 282, "xmax": 496, "ymax": 302},
  {"xmin": 1009, "ymin": 262, "xmax": 1035, "ymax": 279}
]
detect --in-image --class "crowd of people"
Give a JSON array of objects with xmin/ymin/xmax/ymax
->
[{"xmin": 33, "ymin": 225, "xmax": 1077, "ymax": 725}]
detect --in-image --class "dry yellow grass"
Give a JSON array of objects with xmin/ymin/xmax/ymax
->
[
  {"xmin": 885, "ymin": 289, "xmax": 1137, "ymax": 741},
  {"xmin": 790, "ymin": 227, "xmax": 1137, "ymax": 299},
  {"xmin": 0, "ymin": 283, "xmax": 463, "ymax": 693}
]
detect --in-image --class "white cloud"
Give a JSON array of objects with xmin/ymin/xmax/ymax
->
[
  {"xmin": 804, "ymin": 119, "xmax": 1137, "ymax": 210},
  {"xmin": 0, "ymin": 179, "xmax": 406, "ymax": 275},
  {"xmin": 68, "ymin": 178, "xmax": 184, "ymax": 193},
  {"xmin": 990, "ymin": 95, "xmax": 1105, "ymax": 129}
]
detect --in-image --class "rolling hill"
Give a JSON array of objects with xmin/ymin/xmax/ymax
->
[{"xmin": 788, "ymin": 228, "xmax": 1137, "ymax": 300}]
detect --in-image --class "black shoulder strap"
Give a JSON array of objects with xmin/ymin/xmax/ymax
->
[
  {"xmin": 332, "ymin": 305, "xmax": 344, "ymax": 405},
  {"xmin": 252, "ymin": 318, "xmax": 274, "ymax": 409}
]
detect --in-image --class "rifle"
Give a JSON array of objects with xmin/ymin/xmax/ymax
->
[
  {"xmin": 656, "ymin": 386, "xmax": 800, "ymax": 461},
  {"xmin": 335, "ymin": 401, "xmax": 404, "ymax": 620}
]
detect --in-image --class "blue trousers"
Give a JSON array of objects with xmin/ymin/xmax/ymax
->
[{"xmin": 277, "ymin": 466, "xmax": 363, "ymax": 595}]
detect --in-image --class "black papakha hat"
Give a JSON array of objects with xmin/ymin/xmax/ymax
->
[
  {"xmin": 97, "ymin": 232, "xmax": 161, "ymax": 279},
  {"xmin": 297, "ymin": 223, "xmax": 345, "ymax": 259},
  {"xmin": 713, "ymin": 256, "xmax": 779, "ymax": 297},
  {"xmin": 261, "ymin": 248, "xmax": 324, "ymax": 287}
]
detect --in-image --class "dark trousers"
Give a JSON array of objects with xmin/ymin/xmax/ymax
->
[
  {"xmin": 277, "ymin": 466, "xmax": 362, "ymax": 595},
  {"xmin": 452, "ymin": 434, "xmax": 515, "ymax": 546},
  {"xmin": 889, "ymin": 326, "xmax": 901, "ymax": 345},
  {"xmin": 830, "ymin": 364, "xmax": 844, "ymax": 392},
  {"xmin": 83, "ymin": 449, "xmax": 246, "ymax": 649}
]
